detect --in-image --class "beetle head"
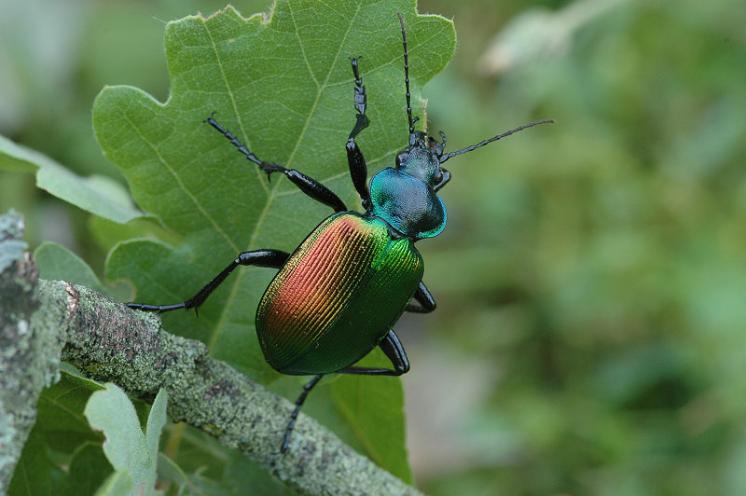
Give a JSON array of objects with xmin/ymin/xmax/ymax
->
[{"xmin": 395, "ymin": 130, "xmax": 449, "ymax": 189}]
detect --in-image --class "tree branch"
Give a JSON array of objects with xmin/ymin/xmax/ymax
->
[
  {"xmin": 0, "ymin": 212, "xmax": 420, "ymax": 496},
  {"xmin": 0, "ymin": 212, "xmax": 67, "ymax": 493}
]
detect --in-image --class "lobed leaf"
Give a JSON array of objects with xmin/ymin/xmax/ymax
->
[
  {"xmin": 94, "ymin": 0, "xmax": 455, "ymax": 479},
  {"xmin": 0, "ymin": 134, "xmax": 142, "ymax": 223},
  {"xmin": 84, "ymin": 384, "xmax": 168, "ymax": 496}
]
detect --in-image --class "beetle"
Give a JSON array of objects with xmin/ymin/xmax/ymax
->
[{"xmin": 127, "ymin": 13, "xmax": 552, "ymax": 452}]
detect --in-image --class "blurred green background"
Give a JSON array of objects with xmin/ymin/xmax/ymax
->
[{"xmin": 2, "ymin": 0, "xmax": 745, "ymax": 494}]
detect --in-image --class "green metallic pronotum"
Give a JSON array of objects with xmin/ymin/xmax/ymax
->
[{"xmin": 256, "ymin": 212, "xmax": 424, "ymax": 375}]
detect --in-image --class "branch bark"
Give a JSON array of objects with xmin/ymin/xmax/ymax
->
[
  {"xmin": 0, "ymin": 212, "xmax": 420, "ymax": 496},
  {"xmin": 0, "ymin": 213, "xmax": 66, "ymax": 493}
]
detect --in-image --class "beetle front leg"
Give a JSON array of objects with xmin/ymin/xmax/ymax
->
[
  {"xmin": 405, "ymin": 281, "xmax": 436, "ymax": 314},
  {"xmin": 433, "ymin": 168, "xmax": 451, "ymax": 192},
  {"xmin": 127, "ymin": 249, "xmax": 289, "ymax": 314},
  {"xmin": 346, "ymin": 57, "xmax": 372, "ymax": 208},
  {"xmin": 338, "ymin": 330, "xmax": 410, "ymax": 376},
  {"xmin": 205, "ymin": 116, "xmax": 347, "ymax": 212}
]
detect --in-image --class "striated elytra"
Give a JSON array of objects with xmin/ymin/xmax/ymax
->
[
  {"xmin": 127, "ymin": 13, "xmax": 552, "ymax": 453},
  {"xmin": 257, "ymin": 212, "xmax": 423, "ymax": 375}
]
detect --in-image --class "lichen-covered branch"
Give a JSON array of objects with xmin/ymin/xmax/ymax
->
[
  {"xmin": 54, "ymin": 281, "xmax": 419, "ymax": 495},
  {"xmin": 0, "ymin": 213, "xmax": 66, "ymax": 493},
  {"xmin": 0, "ymin": 211, "xmax": 420, "ymax": 496}
]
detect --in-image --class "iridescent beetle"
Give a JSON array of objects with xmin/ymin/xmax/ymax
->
[{"xmin": 128, "ymin": 14, "xmax": 552, "ymax": 452}]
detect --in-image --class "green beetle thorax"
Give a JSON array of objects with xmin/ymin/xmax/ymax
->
[{"xmin": 369, "ymin": 167, "xmax": 447, "ymax": 240}]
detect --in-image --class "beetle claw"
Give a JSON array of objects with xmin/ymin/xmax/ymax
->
[{"xmin": 204, "ymin": 110, "xmax": 218, "ymax": 124}]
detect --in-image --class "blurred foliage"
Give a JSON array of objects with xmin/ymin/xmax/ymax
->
[{"xmin": 2, "ymin": 0, "xmax": 746, "ymax": 494}]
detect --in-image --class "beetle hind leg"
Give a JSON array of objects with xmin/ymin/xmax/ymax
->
[
  {"xmin": 338, "ymin": 330, "xmax": 410, "ymax": 376},
  {"xmin": 281, "ymin": 374, "xmax": 324, "ymax": 453},
  {"xmin": 280, "ymin": 331, "xmax": 409, "ymax": 453}
]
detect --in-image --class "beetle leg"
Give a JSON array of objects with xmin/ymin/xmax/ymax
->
[
  {"xmin": 127, "ymin": 249, "xmax": 289, "ymax": 314},
  {"xmin": 346, "ymin": 57, "xmax": 372, "ymax": 209},
  {"xmin": 281, "ymin": 374, "xmax": 324, "ymax": 453},
  {"xmin": 205, "ymin": 116, "xmax": 347, "ymax": 212},
  {"xmin": 405, "ymin": 281, "xmax": 437, "ymax": 313},
  {"xmin": 338, "ymin": 330, "xmax": 410, "ymax": 376},
  {"xmin": 433, "ymin": 168, "xmax": 451, "ymax": 192}
]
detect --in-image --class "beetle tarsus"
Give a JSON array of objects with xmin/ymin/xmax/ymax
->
[
  {"xmin": 258, "ymin": 161, "xmax": 285, "ymax": 181},
  {"xmin": 345, "ymin": 57, "xmax": 372, "ymax": 207},
  {"xmin": 186, "ymin": 300, "xmax": 201, "ymax": 317},
  {"xmin": 127, "ymin": 302, "xmax": 186, "ymax": 313}
]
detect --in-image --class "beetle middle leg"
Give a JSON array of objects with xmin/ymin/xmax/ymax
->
[
  {"xmin": 338, "ymin": 330, "xmax": 410, "ymax": 376},
  {"xmin": 345, "ymin": 57, "xmax": 372, "ymax": 208},
  {"xmin": 127, "ymin": 249, "xmax": 289, "ymax": 314},
  {"xmin": 205, "ymin": 116, "xmax": 347, "ymax": 212}
]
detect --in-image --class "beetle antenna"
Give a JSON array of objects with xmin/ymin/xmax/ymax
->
[
  {"xmin": 439, "ymin": 119, "xmax": 554, "ymax": 164},
  {"xmin": 397, "ymin": 13, "xmax": 415, "ymax": 137}
]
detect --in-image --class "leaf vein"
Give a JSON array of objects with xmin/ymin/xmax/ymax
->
[
  {"xmin": 120, "ymin": 112, "xmax": 240, "ymax": 253},
  {"xmin": 201, "ymin": 19, "xmax": 270, "ymax": 195}
]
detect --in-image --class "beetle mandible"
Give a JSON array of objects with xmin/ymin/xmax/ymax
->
[{"xmin": 128, "ymin": 13, "xmax": 552, "ymax": 452}]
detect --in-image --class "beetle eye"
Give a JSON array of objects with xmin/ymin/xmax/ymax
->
[{"xmin": 395, "ymin": 152, "xmax": 409, "ymax": 167}]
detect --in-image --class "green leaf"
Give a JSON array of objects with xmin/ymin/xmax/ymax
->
[
  {"xmin": 62, "ymin": 443, "xmax": 113, "ymax": 496},
  {"xmin": 88, "ymin": 215, "xmax": 181, "ymax": 254},
  {"xmin": 146, "ymin": 389, "xmax": 169, "ymax": 469},
  {"xmin": 9, "ymin": 372, "xmax": 108, "ymax": 495},
  {"xmin": 35, "ymin": 370, "xmax": 104, "ymax": 454},
  {"xmin": 8, "ymin": 430, "xmax": 65, "ymax": 496},
  {"xmin": 157, "ymin": 453, "xmax": 192, "ymax": 496},
  {"xmin": 34, "ymin": 241, "xmax": 132, "ymax": 300},
  {"xmin": 94, "ymin": 0, "xmax": 454, "ymax": 479},
  {"xmin": 94, "ymin": 471, "xmax": 134, "ymax": 496},
  {"xmin": 84, "ymin": 383, "xmax": 168, "ymax": 496},
  {"xmin": 0, "ymin": 134, "xmax": 142, "ymax": 223},
  {"xmin": 164, "ymin": 424, "xmax": 291, "ymax": 496},
  {"xmin": 35, "ymin": 242, "xmax": 108, "ymax": 293},
  {"xmin": 331, "ymin": 349, "xmax": 412, "ymax": 482}
]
